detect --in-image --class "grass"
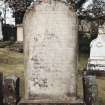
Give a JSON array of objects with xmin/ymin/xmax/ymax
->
[
  {"xmin": 0, "ymin": 48, "xmax": 24, "ymax": 74},
  {"xmin": 0, "ymin": 48, "xmax": 105, "ymax": 104},
  {"xmin": 0, "ymin": 48, "xmax": 24, "ymax": 96}
]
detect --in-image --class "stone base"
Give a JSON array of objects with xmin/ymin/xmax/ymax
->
[{"xmin": 18, "ymin": 99, "xmax": 84, "ymax": 105}]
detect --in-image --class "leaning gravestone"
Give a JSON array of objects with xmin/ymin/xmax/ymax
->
[{"xmin": 19, "ymin": 0, "xmax": 83, "ymax": 105}]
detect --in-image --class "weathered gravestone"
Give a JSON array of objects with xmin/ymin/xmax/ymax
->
[
  {"xmin": 87, "ymin": 25, "xmax": 105, "ymax": 74},
  {"xmin": 17, "ymin": 24, "xmax": 23, "ymax": 42},
  {"xmin": 0, "ymin": 12, "xmax": 3, "ymax": 41},
  {"xmin": 19, "ymin": 0, "xmax": 83, "ymax": 105},
  {"xmin": 83, "ymin": 73, "xmax": 99, "ymax": 105},
  {"xmin": 3, "ymin": 75, "xmax": 20, "ymax": 105}
]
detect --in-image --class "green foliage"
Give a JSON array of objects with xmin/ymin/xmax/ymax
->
[
  {"xmin": 79, "ymin": 33, "xmax": 96, "ymax": 53},
  {"xmin": 5, "ymin": 0, "xmax": 84, "ymax": 24}
]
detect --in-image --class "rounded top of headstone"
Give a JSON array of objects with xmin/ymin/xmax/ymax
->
[
  {"xmin": 5, "ymin": 75, "xmax": 18, "ymax": 82},
  {"xmin": 26, "ymin": 0, "xmax": 75, "ymax": 13},
  {"xmin": 24, "ymin": 0, "xmax": 77, "ymax": 25}
]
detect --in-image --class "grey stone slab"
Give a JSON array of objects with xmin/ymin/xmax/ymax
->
[
  {"xmin": 23, "ymin": 0, "xmax": 78, "ymax": 100},
  {"xmin": 18, "ymin": 99, "xmax": 84, "ymax": 105}
]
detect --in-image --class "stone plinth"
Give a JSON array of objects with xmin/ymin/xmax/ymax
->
[
  {"xmin": 19, "ymin": 100, "xmax": 84, "ymax": 105},
  {"xmin": 22, "ymin": 0, "xmax": 79, "ymax": 103}
]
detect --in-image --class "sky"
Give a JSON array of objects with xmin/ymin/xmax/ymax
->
[{"xmin": 82, "ymin": 0, "xmax": 93, "ymax": 9}]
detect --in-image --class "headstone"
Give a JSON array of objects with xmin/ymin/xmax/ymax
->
[
  {"xmin": 19, "ymin": 0, "xmax": 83, "ymax": 105},
  {"xmin": 83, "ymin": 74, "xmax": 99, "ymax": 105},
  {"xmin": 3, "ymin": 75, "xmax": 20, "ymax": 105},
  {"xmin": 0, "ymin": 12, "xmax": 3, "ymax": 41},
  {"xmin": 87, "ymin": 25, "xmax": 105, "ymax": 72},
  {"xmin": 17, "ymin": 24, "xmax": 23, "ymax": 42}
]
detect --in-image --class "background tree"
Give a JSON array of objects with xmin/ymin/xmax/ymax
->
[
  {"xmin": 4, "ymin": 0, "xmax": 105, "ymax": 49},
  {"xmin": 5, "ymin": 0, "xmax": 33, "ymax": 24},
  {"xmin": 78, "ymin": 0, "xmax": 105, "ymax": 24},
  {"xmin": 5, "ymin": 0, "xmax": 87, "ymax": 24},
  {"xmin": 77, "ymin": 0, "xmax": 105, "ymax": 53}
]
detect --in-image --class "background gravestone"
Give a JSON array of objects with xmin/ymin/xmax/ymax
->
[
  {"xmin": 16, "ymin": 24, "xmax": 23, "ymax": 42},
  {"xmin": 83, "ymin": 74, "xmax": 99, "ymax": 105},
  {"xmin": 87, "ymin": 25, "xmax": 105, "ymax": 73},
  {"xmin": 3, "ymin": 75, "xmax": 20, "ymax": 105},
  {"xmin": 23, "ymin": 0, "xmax": 79, "ymax": 102},
  {"xmin": 0, "ymin": 13, "xmax": 3, "ymax": 41}
]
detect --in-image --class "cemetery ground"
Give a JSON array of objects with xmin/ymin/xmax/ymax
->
[{"xmin": 0, "ymin": 48, "xmax": 105, "ymax": 105}]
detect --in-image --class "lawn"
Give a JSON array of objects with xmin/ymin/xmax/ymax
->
[
  {"xmin": 0, "ymin": 48, "xmax": 105, "ymax": 104},
  {"xmin": 0, "ymin": 48, "xmax": 24, "ymax": 96}
]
